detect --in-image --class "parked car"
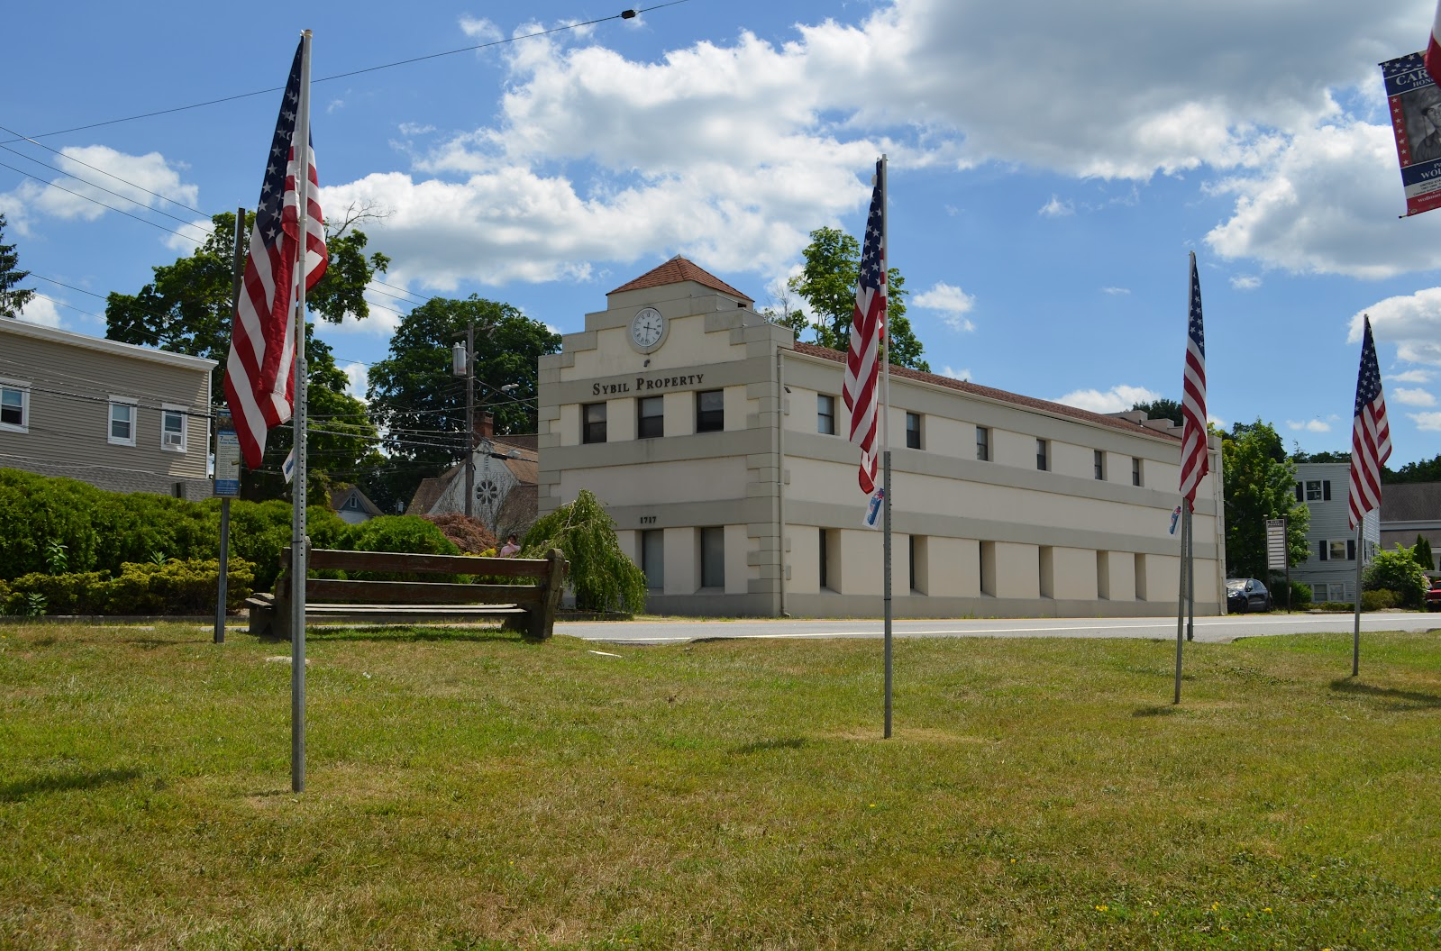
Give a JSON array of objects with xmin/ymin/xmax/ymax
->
[
  {"xmin": 1226, "ymin": 578, "xmax": 1272, "ymax": 613},
  {"xmin": 1427, "ymin": 578, "xmax": 1441, "ymax": 612}
]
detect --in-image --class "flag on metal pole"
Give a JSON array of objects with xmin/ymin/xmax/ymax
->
[
  {"xmin": 1348, "ymin": 315, "xmax": 1391, "ymax": 531},
  {"xmin": 1178, "ymin": 252, "xmax": 1208, "ymax": 509},
  {"xmin": 223, "ymin": 37, "xmax": 328, "ymax": 470},
  {"xmin": 844, "ymin": 160, "xmax": 886, "ymax": 495}
]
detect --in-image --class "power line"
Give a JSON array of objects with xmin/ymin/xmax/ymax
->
[
  {"xmin": 4, "ymin": 5, "xmax": 688, "ymax": 144},
  {"xmin": 0, "ymin": 159, "xmax": 200, "ymax": 242}
]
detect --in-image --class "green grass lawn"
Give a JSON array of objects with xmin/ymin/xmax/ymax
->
[{"xmin": 1, "ymin": 622, "xmax": 1439, "ymax": 950}]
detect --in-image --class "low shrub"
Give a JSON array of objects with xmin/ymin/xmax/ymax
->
[
  {"xmin": 0, "ymin": 559, "xmax": 255, "ymax": 616},
  {"xmin": 1361, "ymin": 588, "xmax": 1398, "ymax": 612},
  {"xmin": 423, "ymin": 513, "xmax": 497, "ymax": 554}
]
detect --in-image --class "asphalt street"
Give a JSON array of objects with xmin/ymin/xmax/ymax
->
[{"xmin": 556, "ymin": 611, "xmax": 1441, "ymax": 646}]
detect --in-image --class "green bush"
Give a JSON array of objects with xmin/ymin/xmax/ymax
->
[
  {"xmin": 1363, "ymin": 544, "xmax": 1428, "ymax": 609},
  {"xmin": 0, "ymin": 559, "xmax": 254, "ymax": 615},
  {"xmin": 1361, "ymin": 589, "xmax": 1398, "ymax": 612},
  {"xmin": 342, "ymin": 516, "xmax": 462, "ymax": 581},
  {"xmin": 523, "ymin": 488, "xmax": 645, "ymax": 614}
]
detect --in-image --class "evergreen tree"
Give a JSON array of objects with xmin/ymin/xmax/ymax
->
[
  {"xmin": 0, "ymin": 213, "xmax": 35, "ymax": 318},
  {"xmin": 1415, "ymin": 534, "xmax": 1435, "ymax": 575}
]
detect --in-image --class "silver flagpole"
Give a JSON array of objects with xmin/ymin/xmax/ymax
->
[
  {"xmin": 1352, "ymin": 521, "xmax": 1364, "ymax": 677},
  {"xmin": 880, "ymin": 154, "xmax": 893, "ymax": 740},
  {"xmin": 1174, "ymin": 501, "xmax": 1187, "ymax": 704},
  {"xmin": 291, "ymin": 29, "xmax": 314, "ymax": 794},
  {"xmin": 1186, "ymin": 504, "xmax": 1195, "ymax": 642}
]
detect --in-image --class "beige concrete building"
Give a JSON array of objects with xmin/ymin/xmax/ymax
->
[{"xmin": 537, "ymin": 257, "xmax": 1226, "ymax": 618}]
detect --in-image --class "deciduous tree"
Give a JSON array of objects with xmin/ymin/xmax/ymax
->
[{"xmin": 1222, "ymin": 419, "xmax": 1310, "ymax": 579}]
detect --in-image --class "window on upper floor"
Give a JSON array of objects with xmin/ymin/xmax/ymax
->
[
  {"xmin": 637, "ymin": 396, "xmax": 664, "ymax": 439},
  {"xmin": 817, "ymin": 394, "xmax": 836, "ymax": 435},
  {"xmin": 109, "ymin": 398, "xmax": 137, "ymax": 447},
  {"xmin": 1300, "ymin": 479, "xmax": 1331, "ymax": 503},
  {"xmin": 696, "ymin": 390, "xmax": 724, "ymax": 433},
  {"xmin": 1094, "ymin": 449, "xmax": 1105, "ymax": 480},
  {"xmin": 1132, "ymin": 457, "xmax": 1143, "ymax": 487},
  {"xmin": 906, "ymin": 412, "xmax": 922, "ymax": 449},
  {"xmin": 975, "ymin": 426, "xmax": 989, "ymax": 461},
  {"xmin": 161, "ymin": 406, "xmax": 187, "ymax": 452},
  {"xmin": 1036, "ymin": 438, "xmax": 1049, "ymax": 471},
  {"xmin": 582, "ymin": 402, "xmax": 607, "ymax": 444},
  {"xmin": 0, "ymin": 381, "xmax": 29, "ymax": 433}
]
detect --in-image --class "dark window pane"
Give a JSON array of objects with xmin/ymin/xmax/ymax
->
[
  {"xmin": 638, "ymin": 396, "xmax": 663, "ymax": 439},
  {"xmin": 583, "ymin": 402, "xmax": 607, "ymax": 444},
  {"xmin": 696, "ymin": 390, "xmax": 724, "ymax": 433}
]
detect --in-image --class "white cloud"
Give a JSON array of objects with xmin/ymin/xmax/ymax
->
[
  {"xmin": 1409, "ymin": 411, "xmax": 1441, "ymax": 431},
  {"xmin": 1393, "ymin": 387, "xmax": 1437, "ymax": 407},
  {"xmin": 164, "ymin": 217, "xmax": 213, "ymax": 254},
  {"xmin": 1054, "ymin": 384, "xmax": 1161, "ymax": 414},
  {"xmin": 1286, "ymin": 418, "xmax": 1333, "ymax": 433},
  {"xmin": 941, "ymin": 365, "xmax": 971, "ymax": 381},
  {"xmin": 21, "ymin": 146, "xmax": 199, "ymax": 224},
  {"xmin": 1230, "ymin": 275, "xmax": 1262, "ymax": 290},
  {"xmin": 1349, "ymin": 290, "xmax": 1441, "ymax": 366},
  {"xmin": 459, "ymin": 16, "xmax": 502, "ymax": 42},
  {"xmin": 1393, "ymin": 369, "xmax": 1434, "ymax": 384},
  {"xmin": 913, "ymin": 281, "xmax": 976, "ymax": 331},
  {"xmin": 342, "ymin": 362, "xmax": 369, "ymax": 403},
  {"xmin": 17, "ymin": 295, "xmax": 63, "ymax": 328},
  {"xmin": 1039, "ymin": 195, "xmax": 1074, "ymax": 217},
  {"xmin": 1101, "ymin": 287, "xmax": 1130, "ymax": 296}
]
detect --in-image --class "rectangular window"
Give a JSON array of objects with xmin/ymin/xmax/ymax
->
[
  {"xmin": 909, "ymin": 535, "xmax": 917, "ymax": 591},
  {"xmin": 696, "ymin": 390, "xmax": 724, "ymax": 433},
  {"xmin": 0, "ymin": 382, "xmax": 29, "ymax": 432},
  {"xmin": 1036, "ymin": 438, "xmax": 1049, "ymax": 471},
  {"xmin": 161, "ymin": 406, "xmax": 186, "ymax": 452},
  {"xmin": 1329, "ymin": 540, "xmax": 1348, "ymax": 561},
  {"xmin": 817, "ymin": 394, "xmax": 836, "ymax": 435},
  {"xmin": 1132, "ymin": 457, "xmax": 1143, "ymax": 487},
  {"xmin": 637, "ymin": 396, "xmax": 664, "ymax": 439},
  {"xmin": 1305, "ymin": 480, "xmax": 1323, "ymax": 501},
  {"xmin": 906, "ymin": 412, "xmax": 922, "ymax": 449},
  {"xmin": 582, "ymin": 402, "xmax": 607, "ymax": 444},
  {"xmin": 641, "ymin": 529, "xmax": 664, "ymax": 590},
  {"xmin": 979, "ymin": 541, "xmax": 996, "ymax": 596},
  {"xmin": 700, "ymin": 526, "xmax": 725, "ymax": 588},
  {"xmin": 975, "ymin": 426, "xmax": 989, "ymax": 461},
  {"xmin": 819, "ymin": 527, "xmax": 830, "ymax": 591},
  {"xmin": 1094, "ymin": 449, "xmax": 1105, "ymax": 480},
  {"xmin": 108, "ymin": 398, "xmax": 137, "ymax": 446}
]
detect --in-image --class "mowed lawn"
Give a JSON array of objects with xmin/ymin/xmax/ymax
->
[{"xmin": 1, "ymin": 621, "xmax": 1440, "ymax": 951}]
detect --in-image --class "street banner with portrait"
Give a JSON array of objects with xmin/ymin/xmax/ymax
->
[{"xmin": 1382, "ymin": 51, "xmax": 1441, "ymax": 217}]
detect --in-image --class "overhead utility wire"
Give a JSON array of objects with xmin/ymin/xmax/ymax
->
[
  {"xmin": 0, "ymin": 159, "xmax": 198, "ymax": 242},
  {"xmin": 3, "ymin": 4, "xmax": 689, "ymax": 145}
]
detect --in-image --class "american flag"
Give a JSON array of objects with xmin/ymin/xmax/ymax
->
[
  {"xmin": 1427, "ymin": 1, "xmax": 1441, "ymax": 86},
  {"xmin": 1178, "ymin": 252, "xmax": 1208, "ymax": 508},
  {"xmin": 1348, "ymin": 315, "xmax": 1391, "ymax": 530},
  {"xmin": 843, "ymin": 159, "xmax": 885, "ymax": 495},
  {"xmin": 224, "ymin": 38, "xmax": 327, "ymax": 469}
]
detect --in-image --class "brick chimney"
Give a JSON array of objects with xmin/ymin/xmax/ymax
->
[{"xmin": 474, "ymin": 412, "xmax": 494, "ymax": 440}]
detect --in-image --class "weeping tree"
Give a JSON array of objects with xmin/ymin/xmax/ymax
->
[{"xmin": 523, "ymin": 489, "xmax": 646, "ymax": 614}]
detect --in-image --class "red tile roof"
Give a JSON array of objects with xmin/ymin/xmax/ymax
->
[
  {"xmin": 608, "ymin": 255, "xmax": 754, "ymax": 303},
  {"xmin": 791, "ymin": 342, "xmax": 1181, "ymax": 443}
]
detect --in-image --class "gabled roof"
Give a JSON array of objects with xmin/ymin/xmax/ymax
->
[
  {"xmin": 1380, "ymin": 482, "xmax": 1441, "ymax": 523},
  {"xmin": 607, "ymin": 255, "xmax": 754, "ymax": 304},
  {"xmin": 791, "ymin": 342, "xmax": 1182, "ymax": 443}
]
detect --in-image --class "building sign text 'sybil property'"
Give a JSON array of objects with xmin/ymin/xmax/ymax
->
[{"xmin": 592, "ymin": 372, "xmax": 705, "ymax": 397}]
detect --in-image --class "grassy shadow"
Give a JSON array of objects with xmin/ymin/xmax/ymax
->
[
  {"xmin": 1, "ymin": 767, "xmax": 142, "ymax": 802},
  {"xmin": 1132, "ymin": 705, "xmax": 1182, "ymax": 718},
  {"xmin": 302, "ymin": 625, "xmax": 527, "ymax": 645},
  {"xmin": 1329, "ymin": 679, "xmax": 1441, "ymax": 710}
]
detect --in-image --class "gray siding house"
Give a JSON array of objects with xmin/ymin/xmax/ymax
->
[
  {"xmin": 0, "ymin": 319, "xmax": 215, "ymax": 499},
  {"xmin": 1379, "ymin": 482, "xmax": 1441, "ymax": 573},
  {"xmin": 1291, "ymin": 462, "xmax": 1380, "ymax": 603}
]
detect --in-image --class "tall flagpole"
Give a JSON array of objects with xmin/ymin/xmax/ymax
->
[
  {"xmin": 1352, "ymin": 521, "xmax": 1364, "ymax": 676},
  {"xmin": 290, "ymin": 29, "xmax": 313, "ymax": 795},
  {"xmin": 1174, "ymin": 502, "xmax": 1187, "ymax": 704},
  {"xmin": 880, "ymin": 154, "xmax": 893, "ymax": 740},
  {"xmin": 1186, "ymin": 504, "xmax": 1195, "ymax": 643}
]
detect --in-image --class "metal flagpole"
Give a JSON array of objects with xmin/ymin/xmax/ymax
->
[
  {"xmin": 1352, "ymin": 521, "xmax": 1364, "ymax": 677},
  {"xmin": 1186, "ymin": 504, "xmax": 1195, "ymax": 643},
  {"xmin": 215, "ymin": 208, "xmax": 246, "ymax": 646},
  {"xmin": 1173, "ymin": 501, "xmax": 1187, "ymax": 704},
  {"xmin": 880, "ymin": 154, "xmax": 893, "ymax": 740},
  {"xmin": 290, "ymin": 29, "xmax": 314, "ymax": 794}
]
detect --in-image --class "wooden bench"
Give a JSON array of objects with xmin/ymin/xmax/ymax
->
[{"xmin": 246, "ymin": 547, "xmax": 567, "ymax": 641}]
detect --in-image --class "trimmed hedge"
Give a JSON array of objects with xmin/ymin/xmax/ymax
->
[{"xmin": 0, "ymin": 559, "xmax": 256, "ymax": 616}]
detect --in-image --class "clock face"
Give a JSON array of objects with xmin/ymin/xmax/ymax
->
[{"xmin": 630, "ymin": 307, "xmax": 665, "ymax": 351}]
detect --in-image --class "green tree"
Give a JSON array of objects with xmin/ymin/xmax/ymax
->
[
  {"xmin": 1385, "ymin": 453, "xmax": 1441, "ymax": 484},
  {"xmin": 1130, "ymin": 398, "xmax": 1183, "ymax": 426},
  {"xmin": 523, "ymin": 488, "xmax": 646, "ymax": 614},
  {"xmin": 1363, "ymin": 543, "xmax": 1429, "ymax": 608},
  {"xmin": 104, "ymin": 210, "xmax": 390, "ymax": 500},
  {"xmin": 1291, "ymin": 448, "xmax": 1351, "ymax": 464},
  {"xmin": 365, "ymin": 295, "xmax": 561, "ymax": 510},
  {"xmin": 1221, "ymin": 419, "xmax": 1310, "ymax": 579},
  {"xmin": 1414, "ymin": 535, "xmax": 1435, "ymax": 575},
  {"xmin": 777, "ymin": 226, "xmax": 929, "ymax": 371},
  {"xmin": 0, "ymin": 213, "xmax": 35, "ymax": 318}
]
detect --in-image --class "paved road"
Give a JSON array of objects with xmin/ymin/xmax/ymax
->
[{"xmin": 557, "ymin": 612, "xmax": 1441, "ymax": 646}]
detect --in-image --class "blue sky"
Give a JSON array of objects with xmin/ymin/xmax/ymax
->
[{"xmin": 5, "ymin": 0, "xmax": 1441, "ymax": 467}]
